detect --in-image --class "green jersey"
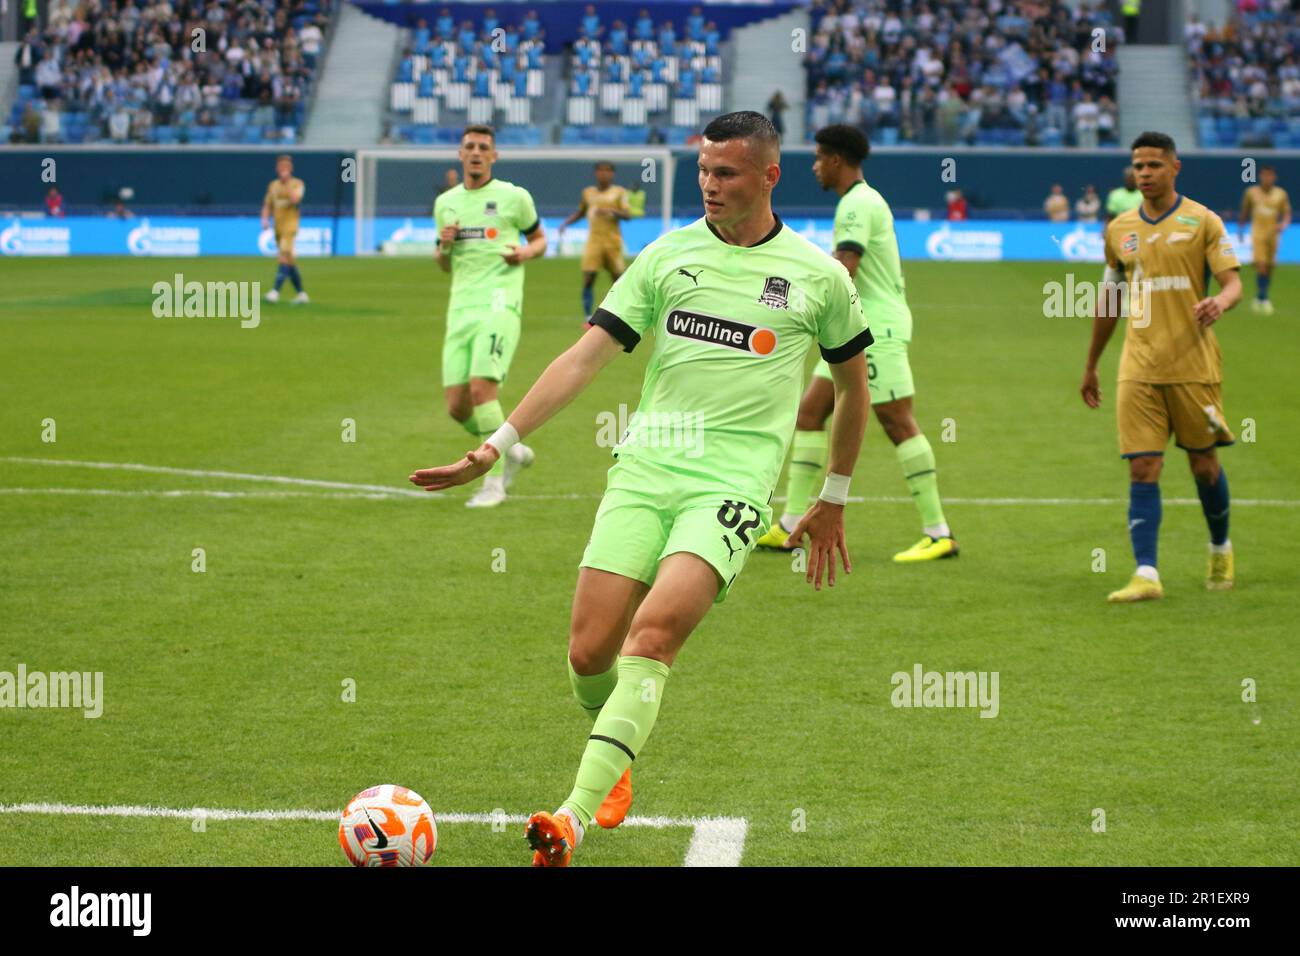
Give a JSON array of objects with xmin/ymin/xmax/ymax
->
[
  {"xmin": 592, "ymin": 215, "xmax": 872, "ymax": 504},
  {"xmin": 433, "ymin": 177, "xmax": 540, "ymax": 315},
  {"xmin": 1106, "ymin": 186, "xmax": 1142, "ymax": 217},
  {"xmin": 833, "ymin": 180, "xmax": 912, "ymax": 341},
  {"xmin": 627, "ymin": 188, "xmax": 647, "ymax": 218}
]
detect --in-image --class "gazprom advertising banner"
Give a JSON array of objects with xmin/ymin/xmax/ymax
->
[{"xmin": 3, "ymin": 215, "xmax": 1290, "ymax": 264}]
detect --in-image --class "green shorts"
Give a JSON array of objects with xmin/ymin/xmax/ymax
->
[
  {"xmin": 441, "ymin": 306, "xmax": 520, "ymax": 386},
  {"xmin": 813, "ymin": 332, "xmax": 914, "ymax": 404},
  {"xmin": 580, "ymin": 454, "xmax": 771, "ymax": 604}
]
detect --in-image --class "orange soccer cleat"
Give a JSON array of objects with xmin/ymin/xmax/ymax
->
[
  {"xmin": 525, "ymin": 810, "xmax": 581, "ymax": 867},
  {"xmin": 594, "ymin": 768, "xmax": 633, "ymax": 829}
]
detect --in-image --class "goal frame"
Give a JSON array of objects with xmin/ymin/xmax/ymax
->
[{"xmin": 353, "ymin": 146, "xmax": 676, "ymax": 256}]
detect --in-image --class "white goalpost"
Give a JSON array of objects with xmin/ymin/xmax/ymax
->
[{"xmin": 354, "ymin": 146, "xmax": 676, "ymax": 256}]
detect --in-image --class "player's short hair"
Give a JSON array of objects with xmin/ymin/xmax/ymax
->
[
  {"xmin": 813, "ymin": 124, "xmax": 869, "ymax": 166},
  {"xmin": 701, "ymin": 111, "xmax": 780, "ymax": 162},
  {"xmin": 1130, "ymin": 131, "xmax": 1176, "ymax": 156},
  {"xmin": 462, "ymin": 124, "xmax": 496, "ymax": 141},
  {"xmin": 275, "ymin": 154, "xmax": 292, "ymax": 165},
  {"xmin": 595, "ymin": 160, "xmax": 615, "ymax": 171},
  {"xmin": 1261, "ymin": 164, "xmax": 1276, "ymax": 173}
]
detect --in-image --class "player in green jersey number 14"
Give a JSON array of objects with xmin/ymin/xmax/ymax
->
[
  {"xmin": 410, "ymin": 112, "xmax": 873, "ymax": 866},
  {"xmin": 433, "ymin": 124, "xmax": 547, "ymax": 508}
]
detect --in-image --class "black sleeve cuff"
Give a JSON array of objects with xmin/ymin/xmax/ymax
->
[
  {"xmin": 589, "ymin": 307, "xmax": 641, "ymax": 352},
  {"xmin": 820, "ymin": 327, "xmax": 875, "ymax": 364},
  {"xmin": 522, "ymin": 218, "xmax": 541, "ymax": 235},
  {"xmin": 835, "ymin": 240, "xmax": 865, "ymax": 256}
]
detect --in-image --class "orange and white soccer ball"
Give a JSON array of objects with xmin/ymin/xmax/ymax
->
[{"xmin": 338, "ymin": 784, "xmax": 438, "ymax": 866}]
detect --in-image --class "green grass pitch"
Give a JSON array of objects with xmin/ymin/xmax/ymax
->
[{"xmin": 0, "ymin": 255, "xmax": 1296, "ymax": 866}]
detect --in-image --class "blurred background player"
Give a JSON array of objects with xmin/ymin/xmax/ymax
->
[
  {"xmin": 1105, "ymin": 167, "xmax": 1142, "ymax": 223},
  {"xmin": 434, "ymin": 124, "xmax": 546, "ymax": 508},
  {"xmin": 1082, "ymin": 132, "xmax": 1241, "ymax": 603},
  {"xmin": 558, "ymin": 161, "xmax": 632, "ymax": 320},
  {"xmin": 261, "ymin": 155, "xmax": 307, "ymax": 304},
  {"xmin": 759, "ymin": 124, "xmax": 954, "ymax": 562},
  {"xmin": 1238, "ymin": 165, "xmax": 1290, "ymax": 314}
]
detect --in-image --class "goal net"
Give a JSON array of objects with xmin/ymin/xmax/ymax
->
[{"xmin": 354, "ymin": 147, "xmax": 675, "ymax": 257}]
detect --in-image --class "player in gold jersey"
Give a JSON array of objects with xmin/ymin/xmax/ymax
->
[
  {"xmin": 1238, "ymin": 164, "xmax": 1290, "ymax": 314},
  {"xmin": 559, "ymin": 161, "xmax": 631, "ymax": 319},
  {"xmin": 261, "ymin": 154, "xmax": 308, "ymax": 304},
  {"xmin": 1082, "ymin": 132, "xmax": 1242, "ymax": 602}
]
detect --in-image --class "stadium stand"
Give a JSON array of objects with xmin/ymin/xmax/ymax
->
[
  {"xmin": 6, "ymin": 0, "xmax": 334, "ymax": 145},
  {"xmin": 801, "ymin": 0, "xmax": 1120, "ymax": 147},
  {"xmin": 381, "ymin": 3, "xmax": 728, "ymax": 146},
  {"xmin": 1190, "ymin": 4, "xmax": 1300, "ymax": 148}
]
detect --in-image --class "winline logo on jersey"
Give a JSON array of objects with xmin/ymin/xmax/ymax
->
[{"xmin": 666, "ymin": 310, "xmax": 777, "ymax": 355}]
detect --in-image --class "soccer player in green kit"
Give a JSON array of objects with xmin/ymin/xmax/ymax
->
[
  {"xmin": 757, "ymin": 124, "xmax": 956, "ymax": 561},
  {"xmin": 434, "ymin": 124, "xmax": 546, "ymax": 508},
  {"xmin": 410, "ymin": 112, "xmax": 873, "ymax": 866}
]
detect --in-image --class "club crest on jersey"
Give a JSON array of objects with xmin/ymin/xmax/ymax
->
[
  {"xmin": 758, "ymin": 276, "xmax": 791, "ymax": 310},
  {"xmin": 666, "ymin": 310, "xmax": 777, "ymax": 356},
  {"xmin": 1120, "ymin": 232, "xmax": 1139, "ymax": 255},
  {"xmin": 484, "ymin": 201, "xmax": 498, "ymax": 216}
]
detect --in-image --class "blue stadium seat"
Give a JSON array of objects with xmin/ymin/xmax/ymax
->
[
  {"xmin": 620, "ymin": 125, "xmax": 649, "ymax": 144},
  {"xmin": 155, "ymin": 125, "xmax": 176, "ymax": 144},
  {"xmin": 242, "ymin": 126, "xmax": 264, "ymax": 144},
  {"xmin": 880, "ymin": 127, "xmax": 899, "ymax": 146},
  {"xmin": 666, "ymin": 126, "xmax": 693, "ymax": 145},
  {"xmin": 560, "ymin": 125, "xmax": 583, "ymax": 144}
]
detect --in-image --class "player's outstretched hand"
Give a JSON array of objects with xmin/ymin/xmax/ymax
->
[
  {"xmin": 501, "ymin": 244, "xmax": 526, "ymax": 266},
  {"xmin": 1080, "ymin": 367, "xmax": 1101, "ymax": 408},
  {"xmin": 783, "ymin": 499, "xmax": 851, "ymax": 591},
  {"xmin": 409, "ymin": 445, "xmax": 500, "ymax": 491},
  {"xmin": 1193, "ymin": 295, "xmax": 1223, "ymax": 328}
]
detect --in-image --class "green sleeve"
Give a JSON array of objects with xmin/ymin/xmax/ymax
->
[
  {"xmin": 833, "ymin": 195, "xmax": 869, "ymax": 256},
  {"xmin": 516, "ymin": 186, "xmax": 540, "ymax": 234},
  {"xmin": 817, "ymin": 265, "xmax": 873, "ymax": 363},
  {"xmin": 591, "ymin": 245, "xmax": 659, "ymax": 351}
]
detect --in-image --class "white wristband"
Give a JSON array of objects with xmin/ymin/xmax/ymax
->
[
  {"xmin": 819, "ymin": 472, "xmax": 851, "ymax": 505},
  {"xmin": 485, "ymin": 422, "xmax": 519, "ymax": 458}
]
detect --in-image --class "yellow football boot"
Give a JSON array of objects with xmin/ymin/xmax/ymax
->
[
  {"xmin": 756, "ymin": 522, "xmax": 791, "ymax": 550},
  {"xmin": 1107, "ymin": 574, "xmax": 1164, "ymax": 603},
  {"xmin": 893, "ymin": 535, "xmax": 959, "ymax": 562},
  {"xmin": 1206, "ymin": 549, "xmax": 1235, "ymax": 590}
]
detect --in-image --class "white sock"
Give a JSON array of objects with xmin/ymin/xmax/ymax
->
[
  {"xmin": 1135, "ymin": 564, "xmax": 1160, "ymax": 582},
  {"xmin": 1210, "ymin": 540, "xmax": 1232, "ymax": 555},
  {"xmin": 483, "ymin": 474, "xmax": 504, "ymax": 493},
  {"xmin": 555, "ymin": 807, "xmax": 584, "ymax": 847},
  {"xmin": 924, "ymin": 523, "xmax": 950, "ymax": 539},
  {"xmin": 779, "ymin": 513, "xmax": 800, "ymax": 534}
]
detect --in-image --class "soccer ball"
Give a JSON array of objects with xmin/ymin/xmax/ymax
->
[{"xmin": 338, "ymin": 784, "xmax": 438, "ymax": 866}]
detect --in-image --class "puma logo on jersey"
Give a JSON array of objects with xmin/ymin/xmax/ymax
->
[{"xmin": 677, "ymin": 268, "xmax": 702, "ymax": 285}]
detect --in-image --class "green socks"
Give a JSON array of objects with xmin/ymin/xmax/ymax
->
[
  {"xmin": 457, "ymin": 408, "xmax": 478, "ymax": 439},
  {"xmin": 896, "ymin": 434, "xmax": 948, "ymax": 535},
  {"xmin": 472, "ymin": 399, "xmax": 506, "ymax": 477},
  {"xmin": 568, "ymin": 657, "xmax": 618, "ymax": 723},
  {"xmin": 561, "ymin": 656, "xmax": 671, "ymax": 830},
  {"xmin": 782, "ymin": 429, "xmax": 828, "ymax": 526}
]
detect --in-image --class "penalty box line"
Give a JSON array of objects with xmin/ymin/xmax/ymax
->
[{"xmin": 0, "ymin": 802, "xmax": 748, "ymax": 867}]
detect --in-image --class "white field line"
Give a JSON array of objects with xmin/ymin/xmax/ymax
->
[
  {"xmin": 0, "ymin": 456, "xmax": 428, "ymax": 498},
  {"xmin": 0, "ymin": 802, "xmax": 748, "ymax": 867},
  {"xmin": 3, "ymin": 457, "xmax": 1298, "ymax": 507},
  {"xmin": 2, "ymin": 486, "xmax": 1298, "ymax": 507}
]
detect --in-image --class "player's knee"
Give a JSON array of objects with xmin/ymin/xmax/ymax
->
[
  {"xmin": 1189, "ymin": 454, "xmax": 1220, "ymax": 485},
  {"xmin": 468, "ymin": 379, "xmax": 498, "ymax": 405},
  {"xmin": 878, "ymin": 410, "xmax": 919, "ymax": 445},
  {"xmin": 795, "ymin": 410, "xmax": 828, "ymax": 431},
  {"xmin": 1129, "ymin": 456, "xmax": 1162, "ymax": 482},
  {"xmin": 567, "ymin": 641, "xmax": 614, "ymax": 676},
  {"xmin": 622, "ymin": 619, "xmax": 678, "ymax": 665}
]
